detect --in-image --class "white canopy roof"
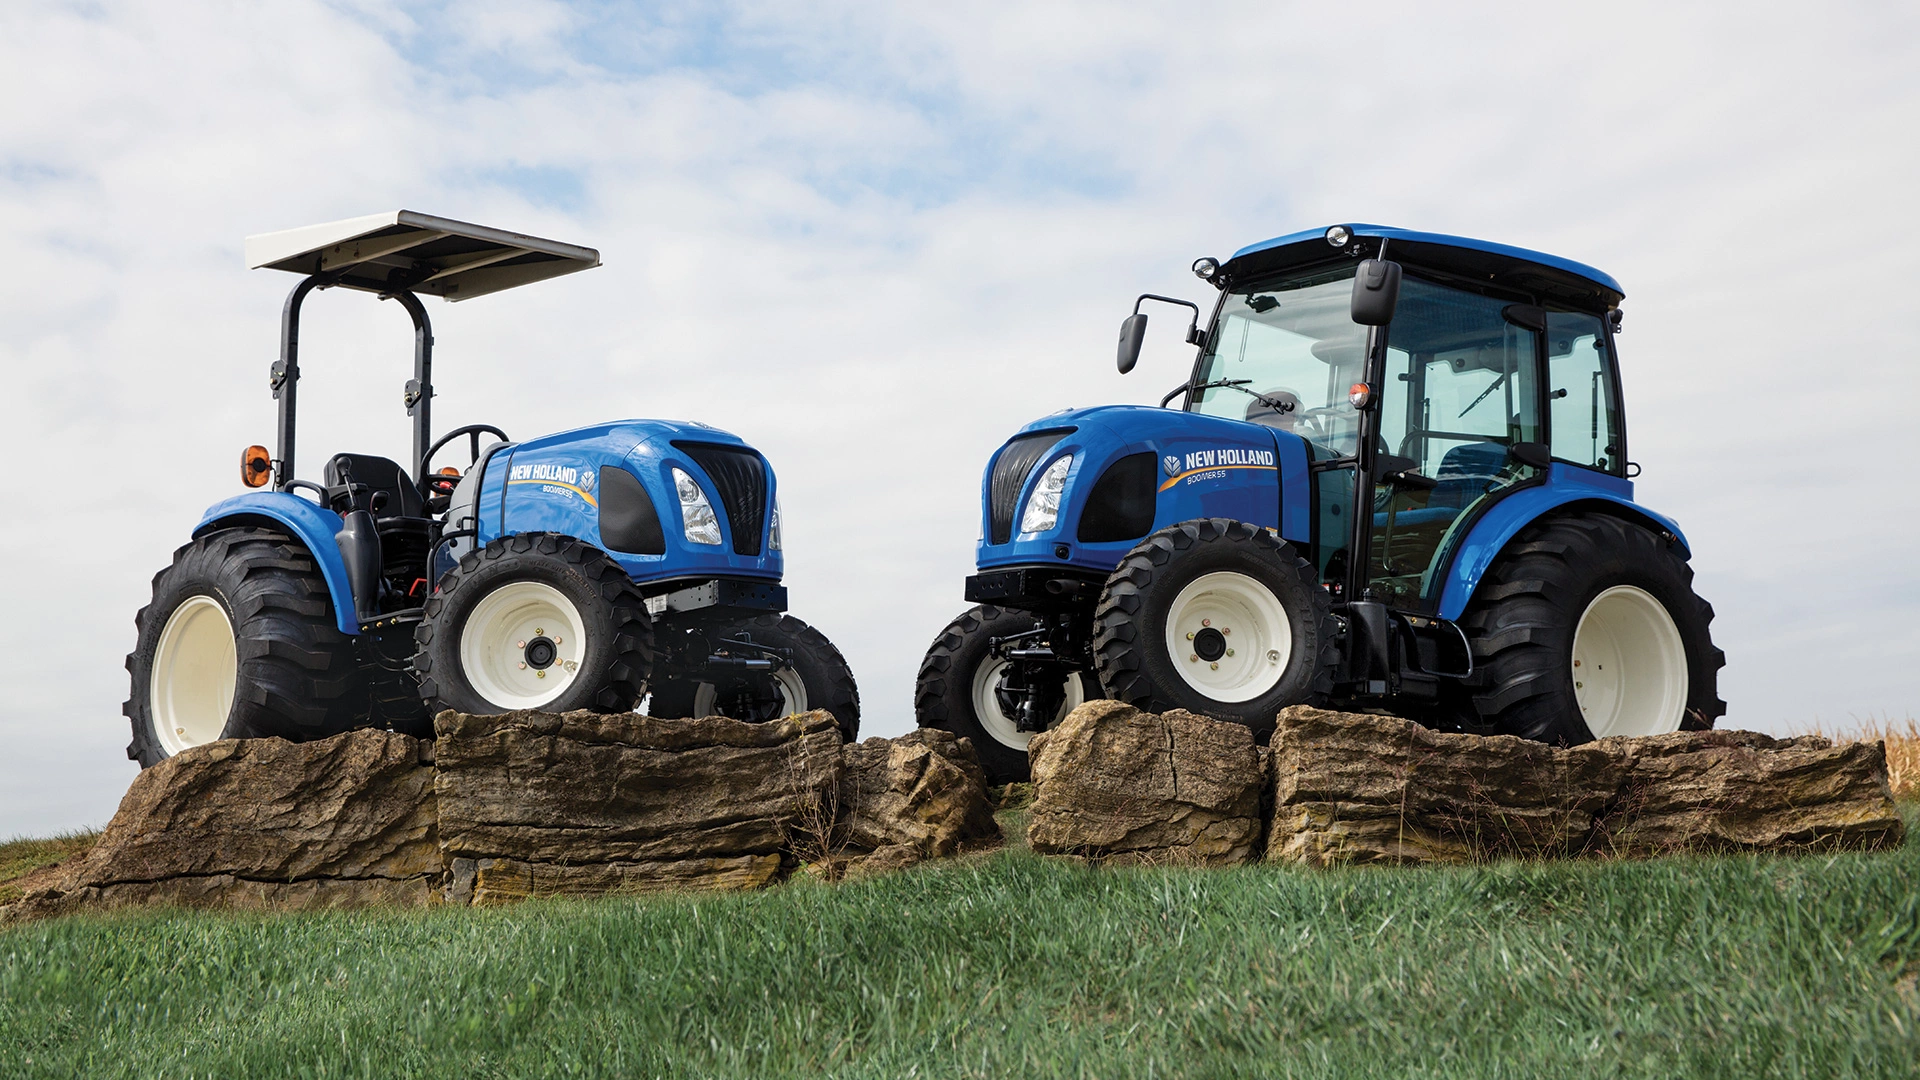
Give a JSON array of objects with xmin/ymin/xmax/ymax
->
[{"xmin": 245, "ymin": 210, "xmax": 599, "ymax": 300}]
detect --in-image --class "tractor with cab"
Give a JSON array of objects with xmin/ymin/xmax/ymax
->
[
  {"xmin": 916, "ymin": 223, "xmax": 1723, "ymax": 783},
  {"xmin": 125, "ymin": 210, "xmax": 857, "ymax": 768}
]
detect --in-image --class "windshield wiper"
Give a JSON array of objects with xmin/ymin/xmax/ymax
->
[
  {"xmin": 1161, "ymin": 378, "xmax": 1297, "ymax": 414},
  {"xmin": 1459, "ymin": 372, "xmax": 1508, "ymax": 418}
]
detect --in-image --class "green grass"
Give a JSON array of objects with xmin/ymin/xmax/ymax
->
[{"xmin": 2, "ymin": 810, "xmax": 1917, "ymax": 1079}]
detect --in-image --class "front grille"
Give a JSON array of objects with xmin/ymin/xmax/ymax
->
[
  {"xmin": 674, "ymin": 442, "xmax": 768, "ymax": 556},
  {"xmin": 988, "ymin": 429, "xmax": 1072, "ymax": 544}
]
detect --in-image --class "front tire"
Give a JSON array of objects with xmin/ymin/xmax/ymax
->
[
  {"xmin": 414, "ymin": 533, "xmax": 654, "ymax": 715},
  {"xmin": 1092, "ymin": 518, "xmax": 1336, "ymax": 737},
  {"xmin": 124, "ymin": 527, "xmax": 368, "ymax": 769},
  {"xmin": 648, "ymin": 612, "xmax": 860, "ymax": 740},
  {"xmin": 1459, "ymin": 513, "xmax": 1725, "ymax": 743},
  {"xmin": 914, "ymin": 605, "xmax": 1088, "ymax": 785}
]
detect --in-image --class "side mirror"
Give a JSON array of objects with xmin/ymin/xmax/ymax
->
[
  {"xmin": 1117, "ymin": 313, "xmax": 1148, "ymax": 374},
  {"xmin": 1350, "ymin": 259, "xmax": 1402, "ymax": 326},
  {"xmin": 1509, "ymin": 441, "xmax": 1552, "ymax": 470}
]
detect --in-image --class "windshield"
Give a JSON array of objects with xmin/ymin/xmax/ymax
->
[{"xmin": 1188, "ymin": 266, "xmax": 1367, "ymax": 457}]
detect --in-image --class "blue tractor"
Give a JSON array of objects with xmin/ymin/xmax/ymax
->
[
  {"xmin": 125, "ymin": 211, "xmax": 857, "ymax": 768},
  {"xmin": 917, "ymin": 224, "xmax": 1724, "ymax": 782}
]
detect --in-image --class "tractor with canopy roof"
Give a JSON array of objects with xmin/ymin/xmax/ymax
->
[
  {"xmin": 124, "ymin": 211, "xmax": 857, "ymax": 767},
  {"xmin": 916, "ymin": 224, "xmax": 1723, "ymax": 783}
]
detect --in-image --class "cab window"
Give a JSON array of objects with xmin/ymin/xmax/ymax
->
[{"xmin": 1545, "ymin": 311, "xmax": 1622, "ymax": 474}]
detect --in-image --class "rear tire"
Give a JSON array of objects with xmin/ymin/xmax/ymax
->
[
  {"xmin": 414, "ymin": 532, "xmax": 653, "ymax": 715},
  {"xmin": 648, "ymin": 612, "xmax": 860, "ymax": 740},
  {"xmin": 914, "ymin": 605, "xmax": 1088, "ymax": 785},
  {"xmin": 124, "ymin": 527, "xmax": 369, "ymax": 769},
  {"xmin": 1092, "ymin": 518, "xmax": 1336, "ymax": 738},
  {"xmin": 1459, "ymin": 513, "xmax": 1725, "ymax": 743}
]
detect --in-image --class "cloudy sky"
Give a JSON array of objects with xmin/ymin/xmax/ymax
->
[{"xmin": 2, "ymin": 1, "xmax": 1915, "ymax": 834}]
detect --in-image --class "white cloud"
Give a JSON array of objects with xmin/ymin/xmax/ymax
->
[{"xmin": 1, "ymin": 0, "xmax": 1915, "ymax": 833}]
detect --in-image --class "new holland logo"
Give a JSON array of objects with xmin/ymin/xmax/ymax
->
[
  {"xmin": 1163, "ymin": 455, "xmax": 1181, "ymax": 477},
  {"xmin": 506, "ymin": 461, "xmax": 599, "ymax": 507}
]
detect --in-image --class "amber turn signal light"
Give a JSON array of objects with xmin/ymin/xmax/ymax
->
[
  {"xmin": 241, "ymin": 445, "xmax": 272, "ymax": 488},
  {"xmin": 1349, "ymin": 382, "xmax": 1373, "ymax": 409}
]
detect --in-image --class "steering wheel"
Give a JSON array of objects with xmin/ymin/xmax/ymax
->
[{"xmin": 419, "ymin": 423, "xmax": 510, "ymax": 507}]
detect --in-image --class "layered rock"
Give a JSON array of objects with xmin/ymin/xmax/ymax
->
[
  {"xmin": 10, "ymin": 730, "xmax": 440, "ymax": 919},
  {"xmin": 814, "ymin": 728, "xmax": 999, "ymax": 878},
  {"xmin": 1268, "ymin": 706, "xmax": 1907, "ymax": 865},
  {"xmin": 1027, "ymin": 700, "xmax": 1265, "ymax": 866},
  {"xmin": 434, "ymin": 709, "xmax": 844, "ymax": 903}
]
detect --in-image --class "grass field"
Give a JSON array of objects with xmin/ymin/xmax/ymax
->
[{"xmin": 1, "ymin": 801, "xmax": 1915, "ymax": 1079}]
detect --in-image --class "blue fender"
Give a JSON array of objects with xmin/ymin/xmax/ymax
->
[
  {"xmin": 1436, "ymin": 464, "xmax": 1690, "ymax": 621},
  {"xmin": 194, "ymin": 491, "xmax": 358, "ymax": 635}
]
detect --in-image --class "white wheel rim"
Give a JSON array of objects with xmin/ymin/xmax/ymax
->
[
  {"xmin": 150, "ymin": 594, "xmax": 237, "ymax": 756},
  {"xmin": 1162, "ymin": 570, "xmax": 1291, "ymax": 703},
  {"xmin": 970, "ymin": 659, "xmax": 1086, "ymax": 751},
  {"xmin": 1571, "ymin": 585, "xmax": 1689, "ymax": 738},
  {"xmin": 458, "ymin": 581, "xmax": 587, "ymax": 711},
  {"xmin": 691, "ymin": 669, "xmax": 807, "ymax": 718}
]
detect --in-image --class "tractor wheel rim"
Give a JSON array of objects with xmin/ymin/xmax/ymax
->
[
  {"xmin": 692, "ymin": 669, "xmax": 807, "ymax": 719},
  {"xmin": 1162, "ymin": 570, "xmax": 1291, "ymax": 703},
  {"xmin": 1571, "ymin": 585, "xmax": 1689, "ymax": 738},
  {"xmin": 150, "ymin": 594, "xmax": 237, "ymax": 756},
  {"xmin": 459, "ymin": 581, "xmax": 587, "ymax": 710},
  {"xmin": 970, "ymin": 660, "xmax": 1085, "ymax": 751}
]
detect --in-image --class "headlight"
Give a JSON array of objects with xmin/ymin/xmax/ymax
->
[
  {"xmin": 673, "ymin": 468, "xmax": 723, "ymax": 545},
  {"xmin": 768, "ymin": 496, "xmax": 782, "ymax": 552},
  {"xmin": 1018, "ymin": 455, "xmax": 1073, "ymax": 536}
]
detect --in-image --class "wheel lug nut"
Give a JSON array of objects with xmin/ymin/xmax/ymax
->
[
  {"xmin": 537, "ymin": 670, "xmax": 546, "ymax": 679},
  {"xmin": 1189, "ymin": 654, "xmax": 1199, "ymax": 662},
  {"xmin": 1186, "ymin": 632, "xmax": 1194, "ymax": 641},
  {"xmin": 518, "ymin": 662, "xmax": 527, "ymax": 669},
  {"xmin": 516, "ymin": 640, "xmax": 526, "ymax": 649},
  {"xmin": 554, "ymin": 637, "xmax": 562, "ymax": 645},
  {"xmin": 1201, "ymin": 619, "xmax": 1211, "ymax": 627},
  {"xmin": 1226, "ymin": 649, "xmax": 1234, "ymax": 657},
  {"xmin": 1223, "ymin": 627, "xmax": 1231, "ymax": 635},
  {"xmin": 535, "ymin": 627, "xmax": 545, "ymax": 636},
  {"xmin": 1209, "ymin": 662, "xmax": 1219, "ymax": 670},
  {"xmin": 1267, "ymin": 650, "xmax": 1280, "ymax": 662}
]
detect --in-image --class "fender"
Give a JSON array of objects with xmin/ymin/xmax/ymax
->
[
  {"xmin": 194, "ymin": 491, "xmax": 359, "ymax": 635},
  {"xmin": 1436, "ymin": 464, "xmax": 1690, "ymax": 621}
]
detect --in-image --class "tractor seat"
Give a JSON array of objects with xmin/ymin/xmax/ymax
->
[{"xmin": 324, "ymin": 453, "xmax": 426, "ymax": 519}]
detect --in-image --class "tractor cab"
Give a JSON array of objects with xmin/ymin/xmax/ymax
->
[{"xmin": 1184, "ymin": 224, "xmax": 1630, "ymax": 615}]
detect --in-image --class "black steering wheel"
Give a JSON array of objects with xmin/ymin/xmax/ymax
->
[
  {"xmin": 423, "ymin": 424, "xmax": 510, "ymax": 472},
  {"xmin": 420, "ymin": 424, "xmax": 509, "ymax": 508}
]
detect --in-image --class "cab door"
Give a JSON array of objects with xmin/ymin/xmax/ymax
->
[{"xmin": 1366, "ymin": 277, "xmax": 1547, "ymax": 611}]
